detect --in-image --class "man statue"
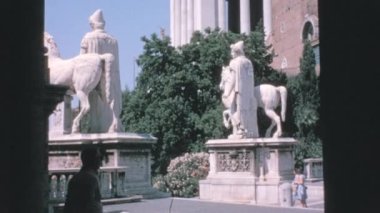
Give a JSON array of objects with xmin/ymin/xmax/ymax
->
[
  {"xmin": 80, "ymin": 9, "xmax": 123, "ymax": 133},
  {"xmin": 226, "ymin": 40, "xmax": 259, "ymax": 139}
]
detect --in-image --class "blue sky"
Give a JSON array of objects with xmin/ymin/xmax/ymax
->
[{"xmin": 45, "ymin": 0, "xmax": 170, "ymax": 91}]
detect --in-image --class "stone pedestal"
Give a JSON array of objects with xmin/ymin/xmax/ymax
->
[
  {"xmin": 48, "ymin": 132, "xmax": 168, "ymax": 199},
  {"xmin": 49, "ymin": 94, "xmax": 73, "ymax": 135},
  {"xmin": 199, "ymin": 138, "xmax": 297, "ymax": 205}
]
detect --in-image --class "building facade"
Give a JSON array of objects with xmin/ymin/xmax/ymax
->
[
  {"xmin": 170, "ymin": 0, "xmax": 319, "ymax": 76},
  {"xmin": 270, "ymin": 0, "xmax": 319, "ymax": 75},
  {"xmin": 170, "ymin": 0, "xmax": 227, "ymax": 47}
]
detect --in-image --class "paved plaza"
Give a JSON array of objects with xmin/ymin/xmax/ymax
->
[
  {"xmin": 103, "ymin": 197, "xmax": 324, "ymax": 213},
  {"xmin": 104, "ymin": 181, "xmax": 324, "ymax": 213}
]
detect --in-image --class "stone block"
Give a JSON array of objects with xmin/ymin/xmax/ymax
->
[
  {"xmin": 199, "ymin": 137, "xmax": 298, "ymax": 205},
  {"xmin": 48, "ymin": 132, "xmax": 164, "ymax": 199}
]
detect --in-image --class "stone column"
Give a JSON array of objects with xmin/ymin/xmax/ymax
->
[
  {"xmin": 217, "ymin": 0, "xmax": 226, "ymax": 31},
  {"xmin": 187, "ymin": 0, "xmax": 194, "ymax": 43},
  {"xmin": 194, "ymin": 0, "xmax": 202, "ymax": 31},
  {"xmin": 2, "ymin": 0, "xmax": 69, "ymax": 205},
  {"xmin": 263, "ymin": 0, "xmax": 272, "ymax": 39},
  {"xmin": 181, "ymin": 0, "xmax": 188, "ymax": 46},
  {"xmin": 240, "ymin": 0, "xmax": 251, "ymax": 34},
  {"xmin": 174, "ymin": 0, "xmax": 182, "ymax": 47},
  {"xmin": 170, "ymin": 0, "xmax": 175, "ymax": 45},
  {"xmin": 3, "ymin": 0, "xmax": 51, "ymax": 211}
]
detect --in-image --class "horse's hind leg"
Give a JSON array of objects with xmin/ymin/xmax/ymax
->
[
  {"xmin": 72, "ymin": 91, "xmax": 90, "ymax": 133},
  {"xmin": 265, "ymin": 120, "xmax": 276, "ymax": 137},
  {"xmin": 264, "ymin": 109, "xmax": 282, "ymax": 138},
  {"xmin": 107, "ymin": 100, "xmax": 122, "ymax": 133}
]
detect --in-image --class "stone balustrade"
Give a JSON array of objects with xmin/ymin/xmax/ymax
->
[
  {"xmin": 303, "ymin": 158, "xmax": 323, "ymax": 181},
  {"xmin": 48, "ymin": 166, "xmax": 127, "ymax": 202}
]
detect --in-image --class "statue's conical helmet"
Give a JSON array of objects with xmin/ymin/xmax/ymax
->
[
  {"xmin": 89, "ymin": 9, "xmax": 105, "ymax": 28},
  {"xmin": 231, "ymin": 41, "xmax": 244, "ymax": 53}
]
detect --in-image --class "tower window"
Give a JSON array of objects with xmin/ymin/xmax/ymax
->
[{"xmin": 302, "ymin": 21, "xmax": 314, "ymax": 41}]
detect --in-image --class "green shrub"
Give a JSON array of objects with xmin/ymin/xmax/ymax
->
[{"xmin": 152, "ymin": 152, "xmax": 209, "ymax": 197}]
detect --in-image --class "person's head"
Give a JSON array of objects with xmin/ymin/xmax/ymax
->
[
  {"xmin": 89, "ymin": 9, "xmax": 106, "ymax": 30},
  {"xmin": 80, "ymin": 146, "xmax": 102, "ymax": 170},
  {"xmin": 294, "ymin": 167, "xmax": 303, "ymax": 175},
  {"xmin": 230, "ymin": 41, "xmax": 245, "ymax": 58}
]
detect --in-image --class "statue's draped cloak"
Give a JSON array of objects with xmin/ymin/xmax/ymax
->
[
  {"xmin": 229, "ymin": 55, "xmax": 259, "ymax": 138},
  {"xmin": 80, "ymin": 29, "xmax": 123, "ymax": 133}
]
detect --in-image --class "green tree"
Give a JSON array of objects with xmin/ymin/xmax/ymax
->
[
  {"xmin": 244, "ymin": 21, "xmax": 287, "ymax": 86},
  {"xmin": 122, "ymin": 24, "xmax": 285, "ymax": 174},
  {"xmin": 287, "ymin": 40, "xmax": 322, "ymax": 165}
]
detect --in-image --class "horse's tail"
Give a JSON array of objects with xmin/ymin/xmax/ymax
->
[
  {"xmin": 99, "ymin": 53, "xmax": 115, "ymax": 103},
  {"xmin": 277, "ymin": 86, "xmax": 287, "ymax": 122}
]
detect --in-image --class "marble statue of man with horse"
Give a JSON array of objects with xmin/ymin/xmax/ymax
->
[
  {"xmin": 44, "ymin": 10, "xmax": 124, "ymax": 134},
  {"xmin": 79, "ymin": 9, "xmax": 123, "ymax": 133},
  {"xmin": 44, "ymin": 32, "xmax": 116, "ymax": 134},
  {"xmin": 220, "ymin": 41, "xmax": 287, "ymax": 138}
]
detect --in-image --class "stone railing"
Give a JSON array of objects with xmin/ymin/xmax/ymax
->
[
  {"xmin": 303, "ymin": 158, "xmax": 323, "ymax": 181},
  {"xmin": 48, "ymin": 166, "xmax": 127, "ymax": 202}
]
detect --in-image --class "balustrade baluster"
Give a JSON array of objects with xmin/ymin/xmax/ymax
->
[
  {"xmin": 59, "ymin": 174, "xmax": 67, "ymax": 199},
  {"xmin": 50, "ymin": 175, "xmax": 58, "ymax": 200}
]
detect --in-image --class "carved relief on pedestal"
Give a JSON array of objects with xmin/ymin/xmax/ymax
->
[
  {"xmin": 49, "ymin": 154, "xmax": 82, "ymax": 169},
  {"xmin": 216, "ymin": 150, "xmax": 251, "ymax": 172}
]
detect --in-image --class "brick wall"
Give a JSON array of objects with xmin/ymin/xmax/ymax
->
[{"xmin": 270, "ymin": 0, "xmax": 318, "ymax": 76}]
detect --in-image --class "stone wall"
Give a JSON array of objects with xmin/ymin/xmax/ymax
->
[{"xmin": 270, "ymin": 0, "xmax": 319, "ymax": 75}]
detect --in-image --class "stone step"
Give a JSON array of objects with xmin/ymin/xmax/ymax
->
[
  {"xmin": 125, "ymin": 187, "xmax": 171, "ymax": 199},
  {"xmin": 102, "ymin": 195, "xmax": 143, "ymax": 205},
  {"xmin": 49, "ymin": 195, "xmax": 143, "ymax": 213},
  {"xmin": 306, "ymin": 185, "xmax": 324, "ymax": 200}
]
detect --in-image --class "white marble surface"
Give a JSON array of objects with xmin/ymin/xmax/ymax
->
[
  {"xmin": 220, "ymin": 65, "xmax": 288, "ymax": 138},
  {"xmin": 224, "ymin": 41, "xmax": 258, "ymax": 139},
  {"xmin": 170, "ymin": 0, "xmax": 225, "ymax": 47},
  {"xmin": 80, "ymin": 9, "xmax": 123, "ymax": 133},
  {"xmin": 200, "ymin": 137, "xmax": 297, "ymax": 205},
  {"xmin": 44, "ymin": 32, "xmax": 115, "ymax": 133},
  {"xmin": 49, "ymin": 132, "xmax": 157, "ymax": 144},
  {"xmin": 206, "ymin": 137, "xmax": 297, "ymax": 147}
]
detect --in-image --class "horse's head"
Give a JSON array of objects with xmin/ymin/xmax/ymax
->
[
  {"xmin": 219, "ymin": 66, "xmax": 231, "ymax": 91},
  {"xmin": 44, "ymin": 32, "xmax": 61, "ymax": 58}
]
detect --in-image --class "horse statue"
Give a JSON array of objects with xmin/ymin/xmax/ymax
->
[
  {"xmin": 44, "ymin": 32, "xmax": 115, "ymax": 133},
  {"xmin": 219, "ymin": 66, "xmax": 287, "ymax": 138}
]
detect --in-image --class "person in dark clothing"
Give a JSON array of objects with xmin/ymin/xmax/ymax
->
[{"xmin": 64, "ymin": 147, "xmax": 103, "ymax": 213}]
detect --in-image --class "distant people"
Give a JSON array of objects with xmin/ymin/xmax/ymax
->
[
  {"xmin": 80, "ymin": 9, "xmax": 123, "ymax": 133},
  {"xmin": 64, "ymin": 147, "xmax": 103, "ymax": 213},
  {"xmin": 292, "ymin": 167, "xmax": 308, "ymax": 207},
  {"xmin": 227, "ymin": 40, "xmax": 259, "ymax": 138}
]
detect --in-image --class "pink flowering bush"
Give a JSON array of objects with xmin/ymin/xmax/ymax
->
[{"xmin": 152, "ymin": 152, "xmax": 209, "ymax": 197}]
